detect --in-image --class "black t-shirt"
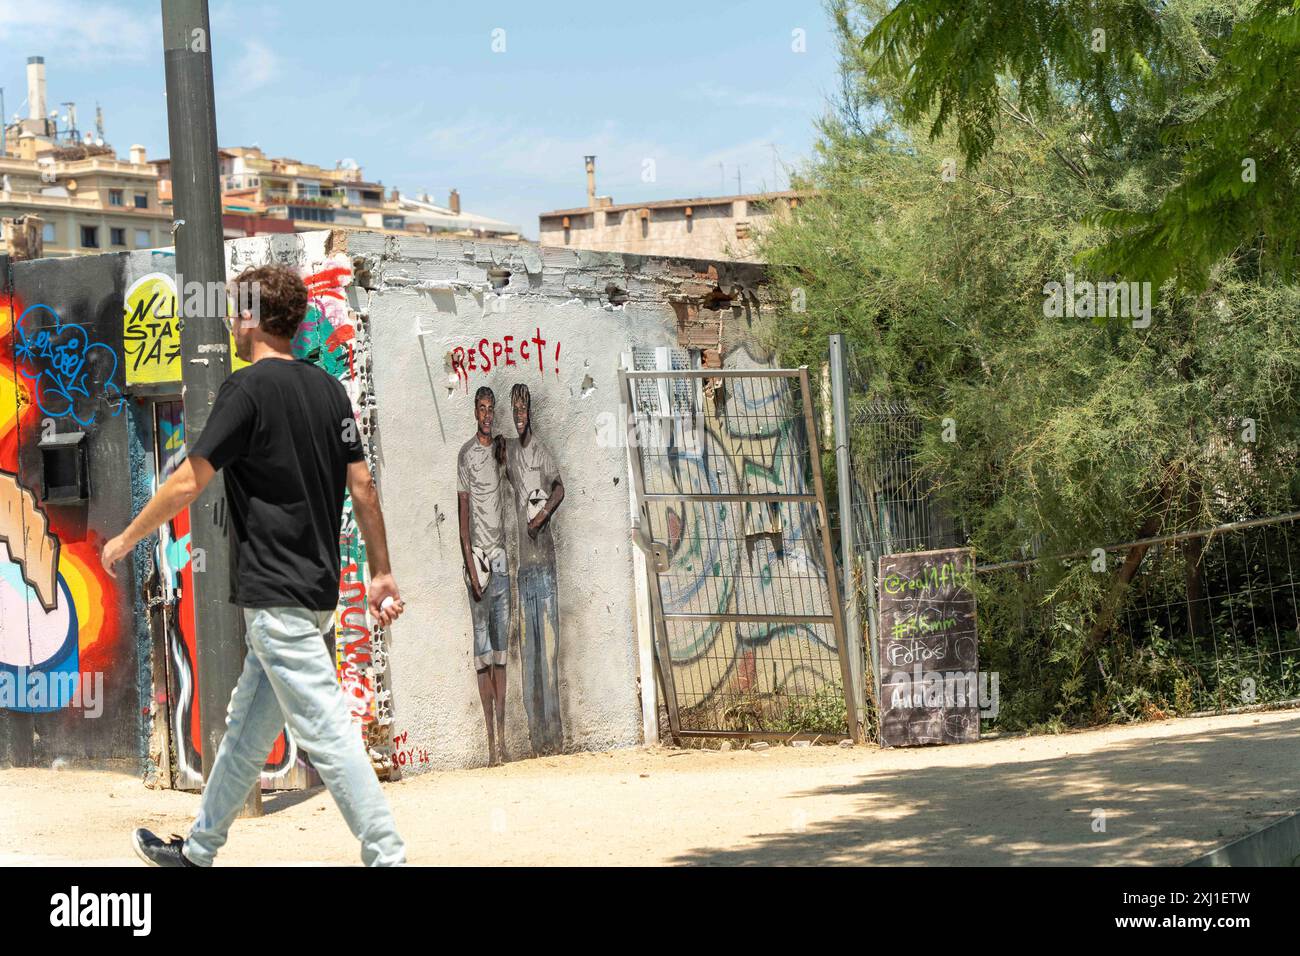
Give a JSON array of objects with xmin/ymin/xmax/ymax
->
[{"xmin": 188, "ymin": 358, "xmax": 364, "ymax": 611}]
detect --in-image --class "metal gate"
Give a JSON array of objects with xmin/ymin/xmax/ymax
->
[{"xmin": 619, "ymin": 365, "xmax": 862, "ymax": 742}]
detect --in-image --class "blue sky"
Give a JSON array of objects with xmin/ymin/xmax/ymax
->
[{"xmin": 0, "ymin": 0, "xmax": 840, "ymax": 238}]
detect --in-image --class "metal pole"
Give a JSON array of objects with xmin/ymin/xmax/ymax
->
[
  {"xmin": 828, "ymin": 335, "xmax": 867, "ymax": 729},
  {"xmin": 799, "ymin": 366, "xmax": 863, "ymax": 743},
  {"xmin": 162, "ymin": 0, "xmax": 258, "ymax": 815},
  {"xmin": 619, "ymin": 368, "xmax": 683, "ymax": 743}
]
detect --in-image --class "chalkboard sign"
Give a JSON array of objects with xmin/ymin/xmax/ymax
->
[{"xmin": 877, "ymin": 548, "xmax": 979, "ymax": 747}]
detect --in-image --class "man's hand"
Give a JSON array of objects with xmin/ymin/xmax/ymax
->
[
  {"xmin": 368, "ymin": 572, "xmax": 405, "ymax": 627},
  {"xmin": 527, "ymin": 510, "xmax": 547, "ymax": 541},
  {"xmin": 469, "ymin": 567, "xmax": 484, "ymax": 602},
  {"xmin": 100, "ymin": 534, "xmax": 132, "ymax": 579},
  {"xmin": 96, "ymin": 458, "xmax": 213, "ymax": 581}
]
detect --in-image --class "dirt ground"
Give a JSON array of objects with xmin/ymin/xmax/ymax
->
[{"xmin": 3, "ymin": 708, "xmax": 1299, "ymax": 866}]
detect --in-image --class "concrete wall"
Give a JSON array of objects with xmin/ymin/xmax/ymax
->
[{"xmin": 343, "ymin": 232, "xmax": 774, "ymax": 770}]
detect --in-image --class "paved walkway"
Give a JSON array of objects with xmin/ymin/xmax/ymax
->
[{"xmin": 3, "ymin": 709, "xmax": 1297, "ymax": 865}]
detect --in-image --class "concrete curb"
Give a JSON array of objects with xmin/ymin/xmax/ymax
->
[{"xmin": 1186, "ymin": 809, "xmax": 1300, "ymax": 866}]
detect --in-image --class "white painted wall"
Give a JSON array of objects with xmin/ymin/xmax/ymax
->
[{"xmin": 350, "ymin": 233, "xmax": 772, "ymax": 771}]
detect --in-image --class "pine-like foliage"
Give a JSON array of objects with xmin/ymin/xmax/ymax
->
[{"xmin": 758, "ymin": 0, "xmax": 1300, "ymax": 727}]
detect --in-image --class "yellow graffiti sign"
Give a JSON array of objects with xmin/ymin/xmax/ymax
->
[
  {"xmin": 123, "ymin": 273, "xmax": 181, "ymax": 385},
  {"xmin": 124, "ymin": 273, "xmax": 248, "ymax": 384}
]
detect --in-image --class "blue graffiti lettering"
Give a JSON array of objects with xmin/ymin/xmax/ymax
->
[{"xmin": 13, "ymin": 304, "xmax": 125, "ymax": 426}]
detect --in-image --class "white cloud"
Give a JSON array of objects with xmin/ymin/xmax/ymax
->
[
  {"xmin": 695, "ymin": 82, "xmax": 819, "ymax": 113},
  {"xmin": 0, "ymin": 1, "xmax": 158, "ymax": 67},
  {"xmin": 221, "ymin": 39, "xmax": 282, "ymax": 98}
]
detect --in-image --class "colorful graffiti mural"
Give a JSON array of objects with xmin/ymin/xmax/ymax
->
[
  {"xmin": 287, "ymin": 253, "xmax": 393, "ymax": 771},
  {"xmin": 641, "ymin": 372, "xmax": 841, "ymax": 720},
  {"xmin": 1, "ymin": 292, "xmax": 123, "ymax": 715}
]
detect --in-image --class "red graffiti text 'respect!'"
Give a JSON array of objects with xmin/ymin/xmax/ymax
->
[{"xmin": 451, "ymin": 328, "xmax": 562, "ymax": 388}]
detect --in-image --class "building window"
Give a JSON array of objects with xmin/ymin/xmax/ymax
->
[
  {"xmin": 135, "ymin": 229, "xmax": 151, "ymax": 248},
  {"xmin": 111, "ymin": 227, "xmax": 126, "ymax": 246},
  {"xmin": 42, "ymin": 223, "xmax": 56, "ymax": 243},
  {"xmin": 109, "ymin": 189, "xmax": 124, "ymax": 206},
  {"xmin": 135, "ymin": 194, "xmax": 148, "ymax": 209},
  {"xmin": 81, "ymin": 225, "xmax": 99, "ymax": 248},
  {"xmin": 289, "ymin": 206, "xmax": 334, "ymax": 223}
]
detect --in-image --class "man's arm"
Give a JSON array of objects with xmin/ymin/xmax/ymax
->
[
  {"xmin": 100, "ymin": 457, "xmax": 215, "ymax": 577},
  {"xmin": 347, "ymin": 459, "xmax": 405, "ymax": 627},
  {"xmin": 458, "ymin": 490, "xmax": 482, "ymax": 601}
]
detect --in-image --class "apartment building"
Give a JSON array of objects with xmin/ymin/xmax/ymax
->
[
  {"xmin": 1, "ymin": 57, "xmax": 169, "ymax": 258},
  {"xmin": 156, "ymin": 146, "xmax": 520, "ymax": 241}
]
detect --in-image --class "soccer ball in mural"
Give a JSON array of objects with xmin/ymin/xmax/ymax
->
[{"xmin": 526, "ymin": 489, "xmax": 547, "ymax": 523}]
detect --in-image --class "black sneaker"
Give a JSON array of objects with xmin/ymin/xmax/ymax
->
[{"xmin": 132, "ymin": 828, "xmax": 198, "ymax": 867}]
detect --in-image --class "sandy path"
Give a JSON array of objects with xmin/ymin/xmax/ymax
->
[{"xmin": 3, "ymin": 709, "xmax": 1298, "ymax": 866}]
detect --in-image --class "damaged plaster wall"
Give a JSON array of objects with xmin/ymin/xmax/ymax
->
[{"xmin": 344, "ymin": 232, "xmax": 774, "ymax": 771}]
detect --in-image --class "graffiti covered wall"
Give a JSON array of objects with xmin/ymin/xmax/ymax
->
[
  {"xmin": 0, "ymin": 252, "xmax": 139, "ymax": 766},
  {"xmin": 637, "ymin": 366, "xmax": 842, "ymax": 729},
  {"xmin": 2, "ymin": 228, "xmax": 788, "ymax": 777},
  {"xmin": 121, "ymin": 233, "xmax": 395, "ymax": 786}
]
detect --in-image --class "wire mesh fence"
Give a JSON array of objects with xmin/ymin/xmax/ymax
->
[
  {"xmin": 974, "ymin": 513, "xmax": 1300, "ymax": 723},
  {"xmin": 623, "ymin": 366, "xmax": 856, "ymax": 739},
  {"xmin": 848, "ymin": 399, "xmax": 964, "ymax": 564},
  {"xmin": 826, "ymin": 336, "xmax": 1300, "ymax": 731}
]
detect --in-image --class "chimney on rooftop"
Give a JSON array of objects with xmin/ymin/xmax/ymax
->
[
  {"xmin": 27, "ymin": 57, "xmax": 47, "ymax": 124},
  {"xmin": 129, "ymin": 144, "xmax": 147, "ymax": 165},
  {"xmin": 585, "ymin": 155, "xmax": 596, "ymax": 208},
  {"xmin": 449, "ymin": 188, "xmax": 460, "ymax": 214}
]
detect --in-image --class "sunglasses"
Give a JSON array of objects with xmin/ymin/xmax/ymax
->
[{"xmin": 223, "ymin": 291, "xmax": 249, "ymax": 335}]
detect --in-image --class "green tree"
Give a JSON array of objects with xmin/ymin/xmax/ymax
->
[
  {"xmin": 759, "ymin": 0, "xmax": 1300, "ymax": 726},
  {"xmin": 864, "ymin": 0, "xmax": 1300, "ymax": 288}
]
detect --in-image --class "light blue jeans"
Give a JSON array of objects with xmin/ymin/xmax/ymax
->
[
  {"xmin": 183, "ymin": 606, "xmax": 406, "ymax": 867},
  {"xmin": 519, "ymin": 563, "xmax": 563, "ymax": 754}
]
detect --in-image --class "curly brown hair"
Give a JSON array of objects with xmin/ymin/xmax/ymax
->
[{"xmin": 231, "ymin": 264, "xmax": 308, "ymax": 339}]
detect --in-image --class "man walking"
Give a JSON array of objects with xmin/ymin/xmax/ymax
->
[
  {"xmin": 504, "ymin": 383, "xmax": 565, "ymax": 755},
  {"xmin": 458, "ymin": 387, "xmax": 511, "ymax": 766},
  {"xmin": 101, "ymin": 263, "xmax": 407, "ymax": 867}
]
